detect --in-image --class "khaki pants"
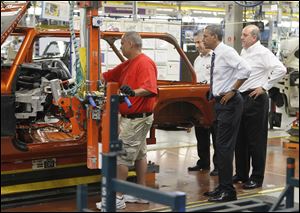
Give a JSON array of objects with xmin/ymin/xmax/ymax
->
[{"xmin": 118, "ymin": 115, "xmax": 154, "ymax": 166}]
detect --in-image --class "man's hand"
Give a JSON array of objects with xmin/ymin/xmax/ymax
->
[
  {"xmin": 220, "ymin": 91, "xmax": 236, "ymax": 105},
  {"xmin": 249, "ymin": 87, "xmax": 266, "ymax": 99},
  {"xmin": 120, "ymin": 85, "xmax": 135, "ymax": 97}
]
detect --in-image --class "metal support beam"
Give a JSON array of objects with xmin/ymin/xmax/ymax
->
[
  {"xmin": 113, "ymin": 180, "xmax": 186, "ymax": 211},
  {"xmin": 132, "ymin": 1, "xmax": 138, "ymax": 21},
  {"xmin": 269, "ymin": 158, "xmax": 299, "ymax": 211},
  {"xmin": 224, "ymin": 3, "xmax": 243, "ymax": 53},
  {"xmin": 188, "ymin": 157, "xmax": 299, "ymax": 212},
  {"xmin": 76, "ymin": 184, "xmax": 88, "ymax": 212}
]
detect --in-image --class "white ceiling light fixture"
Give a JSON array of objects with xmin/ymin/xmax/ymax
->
[
  {"xmin": 193, "ymin": 10, "xmax": 212, "ymax": 14},
  {"xmin": 156, "ymin": 8, "xmax": 174, "ymax": 12}
]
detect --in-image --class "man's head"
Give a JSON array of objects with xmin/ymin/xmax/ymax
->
[
  {"xmin": 203, "ymin": 25, "xmax": 223, "ymax": 50},
  {"xmin": 241, "ymin": 25, "xmax": 260, "ymax": 49},
  {"xmin": 120, "ymin": 31, "xmax": 142, "ymax": 59},
  {"xmin": 194, "ymin": 30, "xmax": 211, "ymax": 55}
]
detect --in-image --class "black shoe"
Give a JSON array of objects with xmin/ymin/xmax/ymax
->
[
  {"xmin": 242, "ymin": 180, "xmax": 262, "ymax": 189},
  {"xmin": 203, "ymin": 187, "xmax": 222, "ymax": 197},
  {"xmin": 232, "ymin": 175, "xmax": 248, "ymax": 184},
  {"xmin": 188, "ymin": 165, "xmax": 210, "ymax": 171},
  {"xmin": 210, "ymin": 168, "xmax": 218, "ymax": 176},
  {"xmin": 208, "ymin": 191, "xmax": 237, "ymax": 202}
]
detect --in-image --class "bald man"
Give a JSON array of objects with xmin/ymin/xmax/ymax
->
[{"xmin": 233, "ymin": 25, "xmax": 286, "ymax": 189}]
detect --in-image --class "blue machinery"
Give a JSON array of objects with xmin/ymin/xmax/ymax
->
[{"xmin": 76, "ymin": 83, "xmax": 298, "ymax": 212}]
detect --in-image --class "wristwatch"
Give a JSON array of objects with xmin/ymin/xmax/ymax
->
[{"xmin": 231, "ymin": 88, "xmax": 238, "ymax": 93}]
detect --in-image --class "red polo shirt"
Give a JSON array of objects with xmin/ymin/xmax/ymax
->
[{"xmin": 103, "ymin": 53, "xmax": 158, "ymax": 114}]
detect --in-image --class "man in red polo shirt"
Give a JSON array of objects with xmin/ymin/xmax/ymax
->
[{"xmin": 97, "ymin": 31, "xmax": 157, "ymax": 210}]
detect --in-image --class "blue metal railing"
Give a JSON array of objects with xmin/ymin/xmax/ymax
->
[{"xmin": 77, "ymin": 94, "xmax": 186, "ymax": 212}]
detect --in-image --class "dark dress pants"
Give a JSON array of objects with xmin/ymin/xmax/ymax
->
[
  {"xmin": 194, "ymin": 122, "xmax": 217, "ymax": 168},
  {"xmin": 235, "ymin": 92, "xmax": 269, "ymax": 184},
  {"xmin": 215, "ymin": 93, "xmax": 243, "ymax": 192}
]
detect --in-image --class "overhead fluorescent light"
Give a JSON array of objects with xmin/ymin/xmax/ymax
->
[
  {"xmin": 193, "ymin": 10, "xmax": 212, "ymax": 14},
  {"xmin": 271, "ymin": 4, "xmax": 278, "ymax": 11},
  {"xmin": 157, "ymin": 8, "xmax": 174, "ymax": 12}
]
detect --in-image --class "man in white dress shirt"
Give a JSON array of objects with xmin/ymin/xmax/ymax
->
[
  {"xmin": 202, "ymin": 25, "xmax": 251, "ymax": 202},
  {"xmin": 188, "ymin": 30, "xmax": 218, "ymax": 177},
  {"xmin": 233, "ymin": 25, "xmax": 286, "ymax": 189}
]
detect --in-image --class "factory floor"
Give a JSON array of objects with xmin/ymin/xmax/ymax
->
[{"xmin": 3, "ymin": 110, "xmax": 299, "ymax": 212}]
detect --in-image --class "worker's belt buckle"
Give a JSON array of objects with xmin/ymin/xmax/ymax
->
[{"xmin": 122, "ymin": 112, "xmax": 152, "ymax": 119}]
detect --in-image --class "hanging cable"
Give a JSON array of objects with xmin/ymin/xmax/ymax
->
[{"xmin": 66, "ymin": 1, "xmax": 84, "ymax": 98}]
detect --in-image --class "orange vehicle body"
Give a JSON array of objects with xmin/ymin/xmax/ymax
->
[{"xmin": 1, "ymin": 27, "xmax": 214, "ymax": 194}]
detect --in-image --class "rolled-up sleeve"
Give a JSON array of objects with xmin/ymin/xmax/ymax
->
[
  {"xmin": 263, "ymin": 52, "xmax": 287, "ymax": 91},
  {"xmin": 225, "ymin": 50, "xmax": 251, "ymax": 80},
  {"xmin": 236, "ymin": 57, "xmax": 251, "ymax": 80}
]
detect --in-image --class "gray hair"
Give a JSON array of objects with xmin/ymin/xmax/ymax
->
[
  {"xmin": 123, "ymin": 31, "xmax": 142, "ymax": 49},
  {"xmin": 193, "ymin": 29, "xmax": 204, "ymax": 37},
  {"xmin": 205, "ymin": 25, "xmax": 223, "ymax": 41},
  {"xmin": 245, "ymin": 24, "xmax": 261, "ymax": 41}
]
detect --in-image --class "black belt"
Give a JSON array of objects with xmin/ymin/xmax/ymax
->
[
  {"xmin": 241, "ymin": 89, "xmax": 255, "ymax": 96},
  {"xmin": 214, "ymin": 92, "xmax": 240, "ymax": 102},
  {"xmin": 122, "ymin": 112, "xmax": 152, "ymax": 119},
  {"xmin": 214, "ymin": 95, "xmax": 224, "ymax": 102}
]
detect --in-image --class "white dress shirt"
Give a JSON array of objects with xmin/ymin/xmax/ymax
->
[
  {"xmin": 194, "ymin": 51, "xmax": 213, "ymax": 83},
  {"xmin": 212, "ymin": 42, "xmax": 251, "ymax": 96},
  {"xmin": 239, "ymin": 40, "xmax": 287, "ymax": 92}
]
